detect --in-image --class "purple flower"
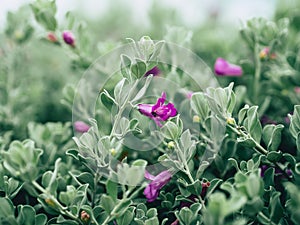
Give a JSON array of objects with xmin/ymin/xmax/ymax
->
[
  {"xmin": 74, "ymin": 121, "xmax": 90, "ymax": 133},
  {"xmin": 144, "ymin": 66, "xmax": 161, "ymax": 77},
  {"xmin": 214, "ymin": 57, "xmax": 243, "ymax": 76},
  {"xmin": 138, "ymin": 92, "xmax": 177, "ymax": 127},
  {"xmin": 62, "ymin": 30, "xmax": 75, "ymax": 47},
  {"xmin": 260, "ymin": 164, "xmax": 292, "ymax": 178},
  {"xmin": 295, "ymin": 87, "xmax": 300, "ymax": 94},
  {"xmin": 260, "ymin": 115, "xmax": 277, "ymax": 126},
  {"xmin": 186, "ymin": 91, "xmax": 193, "ymax": 99},
  {"xmin": 144, "ymin": 170, "xmax": 172, "ymax": 202}
]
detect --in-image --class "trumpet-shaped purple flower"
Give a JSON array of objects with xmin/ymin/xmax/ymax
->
[
  {"xmin": 214, "ymin": 57, "xmax": 243, "ymax": 76},
  {"xmin": 144, "ymin": 66, "xmax": 161, "ymax": 77},
  {"xmin": 62, "ymin": 30, "xmax": 75, "ymax": 47},
  {"xmin": 144, "ymin": 170, "xmax": 172, "ymax": 202},
  {"xmin": 74, "ymin": 121, "xmax": 90, "ymax": 133},
  {"xmin": 138, "ymin": 92, "xmax": 177, "ymax": 127}
]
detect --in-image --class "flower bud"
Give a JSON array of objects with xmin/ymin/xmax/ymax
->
[
  {"xmin": 45, "ymin": 198, "xmax": 56, "ymax": 208},
  {"xmin": 186, "ymin": 91, "xmax": 193, "ymax": 99},
  {"xmin": 62, "ymin": 30, "xmax": 75, "ymax": 47},
  {"xmin": 193, "ymin": 115, "xmax": 200, "ymax": 123},
  {"xmin": 47, "ymin": 32, "xmax": 58, "ymax": 43},
  {"xmin": 80, "ymin": 210, "xmax": 90, "ymax": 223},
  {"xmin": 167, "ymin": 141, "xmax": 175, "ymax": 149},
  {"xmin": 200, "ymin": 181, "xmax": 211, "ymax": 198},
  {"xmin": 14, "ymin": 30, "xmax": 24, "ymax": 41},
  {"xmin": 110, "ymin": 148, "xmax": 117, "ymax": 156},
  {"xmin": 74, "ymin": 121, "xmax": 90, "ymax": 133},
  {"xmin": 259, "ymin": 47, "xmax": 276, "ymax": 60},
  {"xmin": 226, "ymin": 117, "xmax": 235, "ymax": 125}
]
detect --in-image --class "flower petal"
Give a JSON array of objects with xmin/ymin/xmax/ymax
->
[
  {"xmin": 214, "ymin": 57, "xmax": 242, "ymax": 76},
  {"xmin": 144, "ymin": 170, "xmax": 155, "ymax": 180},
  {"xmin": 138, "ymin": 104, "xmax": 154, "ymax": 118}
]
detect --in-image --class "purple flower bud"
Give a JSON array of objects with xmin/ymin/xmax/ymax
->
[
  {"xmin": 144, "ymin": 66, "xmax": 161, "ymax": 77},
  {"xmin": 200, "ymin": 181, "xmax": 211, "ymax": 198},
  {"xmin": 62, "ymin": 30, "xmax": 75, "ymax": 46},
  {"xmin": 138, "ymin": 92, "xmax": 177, "ymax": 127},
  {"xmin": 74, "ymin": 121, "xmax": 90, "ymax": 133},
  {"xmin": 214, "ymin": 57, "xmax": 243, "ymax": 76},
  {"xmin": 144, "ymin": 170, "xmax": 172, "ymax": 202}
]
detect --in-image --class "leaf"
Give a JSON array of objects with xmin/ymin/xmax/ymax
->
[
  {"xmin": 106, "ymin": 180, "xmax": 118, "ymax": 201},
  {"xmin": 100, "ymin": 195, "xmax": 115, "ymax": 214},
  {"xmin": 120, "ymin": 54, "xmax": 131, "ymax": 78},
  {"xmin": 179, "ymin": 129, "xmax": 195, "ymax": 162},
  {"xmin": 266, "ymin": 151, "xmax": 282, "ymax": 162},
  {"xmin": 131, "ymin": 75, "xmax": 153, "ymax": 103},
  {"xmin": 116, "ymin": 209, "xmax": 134, "ymax": 225},
  {"xmin": 244, "ymin": 106, "xmax": 262, "ymax": 143},
  {"xmin": 146, "ymin": 208, "xmax": 157, "ymax": 218},
  {"xmin": 114, "ymin": 78, "xmax": 128, "ymax": 106},
  {"xmin": 205, "ymin": 178, "xmax": 223, "ymax": 198},
  {"xmin": 289, "ymin": 105, "xmax": 300, "ymax": 139},
  {"xmin": 131, "ymin": 59, "xmax": 147, "ymax": 78},
  {"xmin": 262, "ymin": 124, "xmax": 284, "ymax": 151},
  {"xmin": 190, "ymin": 92, "xmax": 210, "ymax": 122},
  {"xmin": 238, "ymin": 104, "xmax": 249, "ymax": 125},
  {"xmin": 269, "ymin": 191, "xmax": 284, "ymax": 223},
  {"xmin": 145, "ymin": 217, "xmax": 159, "ymax": 225},
  {"xmin": 0, "ymin": 197, "xmax": 14, "ymax": 217},
  {"xmin": 175, "ymin": 207, "xmax": 194, "ymax": 225},
  {"xmin": 35, "ymin": 214, "xmax": 47, "ymax": 225},
  {"xmin": 263, "ymin": 167, "xmax": 274, "ymax": 188},
  {"xmin": 17, "ymin": 205, "xmax": 35, "ymax": 225},
  {"xmin": 161, "ymin": 121, "xmax": 179, "ymax": 140}
]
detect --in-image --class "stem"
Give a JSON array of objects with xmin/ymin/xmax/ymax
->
[
  {"xmin": 32, "ymin": 181, "xmax": 82, "ymax": 223},
  {"xmin": 102, "ymin": 184, "xmax": 146, "ymax": 225},
  {"xmin": 91, "ymin": 171, "xmax": 101, "ymax": 208},
  {"xmin": 174, "ymin": 141, "xmax": 207, "ymax": 210},
  {"xmin": 109, "ymin": 80, "xmax": 139, "ymax": 139},
  {"xmin": 253, "ymin": 43, "xmax": 261, "ymax": 104},
  {"xmin": 227, "ymin": 124, "xmax": 268, "ymax": 155}
]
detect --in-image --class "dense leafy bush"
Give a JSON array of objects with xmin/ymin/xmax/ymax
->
[{"xmin": 1, "ymin": 1, "xmax": 300, "ymax": 224}]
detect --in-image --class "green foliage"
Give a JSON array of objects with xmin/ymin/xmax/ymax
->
[
  {"xmin": 30, "ymin": 0, "xmax": 57, "ymax": 31},
  {"xmin": 0, "ymin": 197, "xmax": 47, "ymax": 225},
  {"xmin": 1, "ymin": 140, "xmax": 43, "ymax": 182},
  {"xmin": 0, "ymin": 1, "xmax": 300, "ymax": 225}
]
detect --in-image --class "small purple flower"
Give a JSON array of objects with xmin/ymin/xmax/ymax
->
[
  {"xmin": 295, "ymin": 87, "xmax": 300, "ymax": 94},
  {"xmin": 260, "ymin": 115, "xmax": 277, "ymax": 126},
  {"xmin": 62, "ymin": 30, "xmax": 75, "ymax": 47},
  {"xmin": 260, "ymin": 164, "xmax": 292, "ymax": 178},
  {"xmin": 144, "ymin": 170, "xmax": 172, "ymax": 202},
  {"xmin": 144, "ymin": 66, "xmax": 161, "ymax": 77},
  {"xmin": 138, "ymin": 92, "xmax": 177, "ymax": 127},
  {"xmin": 186, "ymin": 91, "xmax": 193, "ymax": 99},
  {"xmin": 74, "ymin": 121, "xmax": 90, "ymax": 133},
  {"xmin": 214, "ymin": 57, "xmax": 243, "ymax": 76}
]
